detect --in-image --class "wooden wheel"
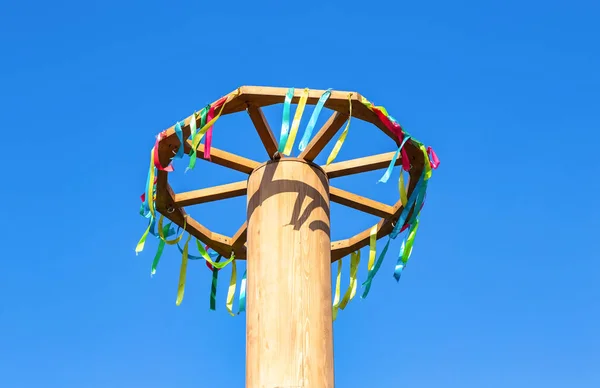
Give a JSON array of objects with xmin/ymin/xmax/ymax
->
[{"xmin": 153, "ymin": 86, "xmax": 427, "ymax": 262}]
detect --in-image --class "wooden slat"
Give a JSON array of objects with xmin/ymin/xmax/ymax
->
[
  {"xmin": 231, "ymin": 221, "xmax": 248, "ymax": 252},
  {"xmin": 173, "ymin": 180, "xmax": 247, "ymax": 207},
  {"xmin": 329, "ymin": 187, "xmax": 395, "ymax": 218},
  {"xmin": 323, "ymin": 151, "xmax": 400, "ymax": 179},
  {"xmin": 297, "ymin": 112, "xmax": 348, "ymax": 161},
  {"xmin": 330, "ymin": 153, "xmax": 425, "ymax": 261},
  {"xmin": 185, "ymin": 140, "xmax": 260, "ymax": 174},
  {"xmin": 247, "ymin": 105, "xmax": 279, "ymax": 158},
  {"xmin": 154, "ymin": 171, "xmax": 233, "ymax": 257}
]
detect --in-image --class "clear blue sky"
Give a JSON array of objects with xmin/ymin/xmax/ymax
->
[{"xmin": 1, "ymin": 1, "xmax": 598, "ymax": 387}]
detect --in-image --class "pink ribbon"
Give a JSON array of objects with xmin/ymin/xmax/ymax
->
[{"xmin": 427, "ymin": 146, "xmax": 440, "ymax": 169}]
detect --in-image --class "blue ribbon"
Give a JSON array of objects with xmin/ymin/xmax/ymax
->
[
  {"xmin": 393, "ymin": 237, "xmax": 408, "ymax": 281},
  {"xmin": 174, "ymin": 121, "xmax": 185, "ymax": 159},
  {"xmin": 361, "ymin": 237, "xmax": 391, "ymax": 299},
  {"xmin": 378, "ymin": 135, "xmax": 411, "ymax": 184},
  {"xmin": 278, "ymin": 88, "xmax": 295, "ymax": 153},
  {"xmin": 238, "ymin": 269, "xmax": 247, "ymax": 314},
  {"xmin": 298, "ymin": 89, "xmax": 331, "ymax": 151}
]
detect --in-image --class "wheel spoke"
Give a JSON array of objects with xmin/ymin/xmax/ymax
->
[
  {"xmin": 247, "ymin": 105, "xmax": 279, "ymax": 158},
  {"xmin": 329, "ymin": 187, "xmax": 395, "ymax": 218},
  {"xmin": 174, "ymin": 180, "xmax": 247, "ymax": 207}
]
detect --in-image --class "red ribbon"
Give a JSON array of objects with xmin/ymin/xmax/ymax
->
[
  {"xmin": 203, "ymin": 97, "xmax": 227, "ymax": 160},
  {"xmin": 153, "ymin": 132, "xmax": 174, "ymax": 172},
  {"xmin": 204, "ymin": 245, "xmax": 222, "ymax": 271}
]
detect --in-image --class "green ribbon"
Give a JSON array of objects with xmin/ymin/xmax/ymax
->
[
  {"xmin": 209, "ymin": 255, "xmax": 223, "ymax": 310},
  {"xmin": 150, "ymin": 221, "xmax": 173, "ymax": 276},
  {"xmin": 188, "ymin": 105, "xmax": 209, "ymax": 171}
]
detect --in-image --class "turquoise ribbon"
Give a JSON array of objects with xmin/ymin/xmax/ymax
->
[
  {"xmin": 209, "ymin": 255, "xmax": 223, "ymax": 310},
  {"xmin": 393, "ymin": 220, "xmax": 419, "ymax": 281},
  {"xmin": 378, "ymin": 135, "xmax": 411, "ymax": 184},
  {"xmin": 238, "ymin": 269, "xmax": 247, "ymax": 314},
  {"xmin": 298, "ymin": 89, "xmax": 331, "ymax": 151},
  {"xmin": 174, "ymin": 121, "xmax": 185, "ymax": 159},
  {"xmin": 278, "ymin": 88, "xmax": 295, "ymax": 153},
  {"xmin": 361, "ymin": 237, "xmax": 391, "ymax": 299}
]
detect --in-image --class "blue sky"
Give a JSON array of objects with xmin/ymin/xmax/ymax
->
[{"xmin": 1, "ymin": 1, "xmax": 599, "ymax": 387}]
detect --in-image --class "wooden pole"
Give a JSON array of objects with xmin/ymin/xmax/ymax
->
[{"xmin": 246, "ymin": 158, "xmax": 334, "ymax": 388}]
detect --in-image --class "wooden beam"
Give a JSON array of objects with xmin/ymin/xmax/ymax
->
[
  {"xmin": 185, "ymin": 140, "xmax": 260, "ymax": 174},
  {"xmin": 297, "ymin": 112, "xmax": 348, "ymax": 161},
  {"xmin": 173, "ymin": 180, "xmax": 247, "ymax": 207},
  {"xmin": 323, "ymin": 151, "xmax": 400, "ymax": 178},
  {"xmin": 247, "ymin": 105, "xmax": 279, "ymax": 158},
  {"xmin": 329, "ymin": 187, "xmax": 395, "ymax": 218},
  {"xmin": 231, "ymin": 221, "xmax": 248, "ymax": 252}
]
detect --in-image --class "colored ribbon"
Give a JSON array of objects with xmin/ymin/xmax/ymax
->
[
  {"xmin": 238, "ymin": 269, "xmax": 247, "ymax": 314},
  {"xmin": 203, "ymin": 97, "xmax": 226, "ymax": 160},
  {"xmin": 338, "ymin": 250, "xmax": 360, "ymax": 310},
  {"xmin": 153, "ymin": 132, "xmax": 174, "ymax": 172},
  {"xmin": 135, "ymin": 221, "xmax": 152, "ymax": 255},
  {"xmin": 188, "ymin": 106, "xmax": 209, "ymax": 171},
  {"xmin": 298, "ymin": 89, "xmax": 331, "ymax": 151},
  {"xmin": 209, "ymin": 255, "xmax": 223, "ymax": 310},
  {"xmin": 361, "ymin": 237, "xmax": 391, "ymax": 298},
  {"xmin": 194, "ymin": 240, "xmax": 235, "ymax": 269},
  {"xmin": 189, "ymin": 98, "xmax": 228, "ymax": 169},
  {"xmin": 427, "ymin": 146, "xmax": 440, "ymax": 169},
  {"xmin": 393, "ymin": 219, "xmax": 420, "ymax": 281},
  {"xmin": 175, "ymin": 233, "xmax": 192, "ymax": 306},
  {"xmin": 399, "ymin": 171, "xmax": 408, "ymax": 206},
  {"xmin": 332, "ymin": 259, "xmax": 342, "ymax": 321},
  {"xmin": 326, "ymin": 93, "xmax": 353, "ymax": 165},
  {"xmin": 146, "ymin": 148, "xmax": 156, "ymax": 218},
  {"xmin": 278, "ymin": 88, "xmax": 295, "ymax": 153},
  {"xmin": 378, "ymin": 135, "xmax": 411, "ymax": 184},
  {"xmin": 158, "ymin": 215, "xmax": 187, "ymax": 245},
  {"xmin": 282, "ymin": 88, "xmax": 309, "ymax": 155},
  {"xmin": 150, "ymin": 221, "xmax": 173, "ymax": 275},
  {"xmin": 226, "ymin": 257, "xmax": 237, "ymax": 316},
  {"xmin": 173, "ymin": 121, "xmax": 185, "ymax": 159},
  {"xmin": 366, "ymin": 224, "xmax": 378, "ymax": 273}
]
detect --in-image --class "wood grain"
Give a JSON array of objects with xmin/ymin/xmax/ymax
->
[
  {"xmin": 246, "ymin": 159, "xmax": 334, "ymax": 388},
  {"xmin": 330, "ymin": 186, "xmax": 395, "ymax": 218}
]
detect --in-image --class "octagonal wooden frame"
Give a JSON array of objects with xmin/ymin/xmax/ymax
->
[{"xmin": 154, "ymin": 86, "xmax": 426, "ymax": 262}]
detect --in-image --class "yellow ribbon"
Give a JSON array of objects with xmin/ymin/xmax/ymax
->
[
  {"xmin": 338, "ymin": 250, "xmax": 361, "ymax": 310},
  {"xmin": 367, "ymin": 224, "xmax": 378, "ymax": 272},
  {"xmin": 420, "ymin": 144, "xmax": 432, "ymax": 181},
  {"xmin": 190, "ymin": 98, "xmax": 228, "ymax": 151},
  {"xmin": 282, "ymin": 88, "xmax": 310, "ymax": 155},
  {"xmin": 158, "ymin": 214, "xmax": 187, "ymax": 245},
  {"xmin": 332, "ymin": 259, "xmax": 342, "ymax": 321},
  {"xmin": 135, "ymin": 222, "xmax": 151, "ymax": 255},
  {"xmin": 175, "ymin": 233, "xmax": 192, "ymax": 306},
  {"xmin": 147, "ymin": 148, "xmax": 156, "ymax": 218},
  {"xmin": 226, "ymin": 256, "xmax": 237, "ymax": 316},
  {"xmin": 326, "ymin": 93, "xmax": 353, "ymax": 165},
  {"xmin": 399, "ymin": 170, "xmax": 408, "ymax": 206},
  {"xmin": 195, "ymin": 241, "xmax": 236, "ymax": 269}
]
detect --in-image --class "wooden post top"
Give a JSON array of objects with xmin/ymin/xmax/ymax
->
[{"xmin": 151, "ymin": 86, "xmax": 431, "ymax": 262}]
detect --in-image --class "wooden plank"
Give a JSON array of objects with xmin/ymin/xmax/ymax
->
[
  {"xmin": 329, "ymin": 187, "xmax": 395, "ymax": 218},
  {"xmin": 154, "ymin": 171, "xmax": 233, "ymax": 257},
  {"xmin": 247, "ymin": 105, "xmax": 279, "ymax": 158},
  {"xmin": 185, "ymin": 140, "xmax": 260, "ymax": 174},
  {"xmin": 297, "ymin": 112, "xmax": 348, "ymax": 161},
  {"xmin": 173, "ymin": 180, "xmax": 247, "ymax": 207},
  {"xmin": 231, "ymin": 221, "xmax": 248, "ymax": 252},
  {"xmin": 323, "ymin": 151, "xmax": 400, "ymax": 178}
]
